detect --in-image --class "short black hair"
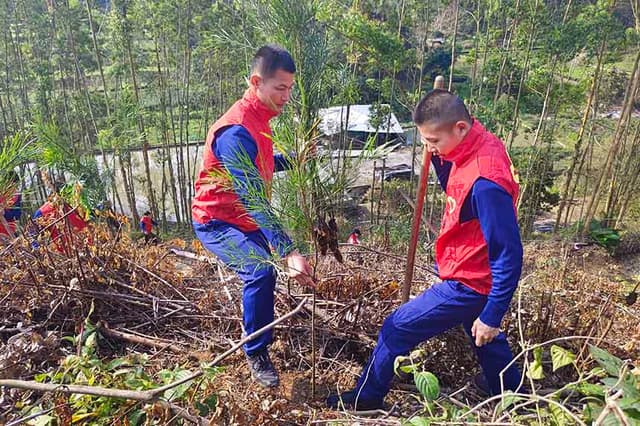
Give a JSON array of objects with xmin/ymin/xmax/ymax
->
[
  {"xmin": 412, "ymin": 89, "xmax": 471, "ymax": 127},
  {"xmin": 251, "ymin": 44, "xmax": 296, "ymax": 79},
  {"xmin": 352, "ymin": 228, "xmax": 361, "ymax": 236},
  {"xmin": 143, "ymin": 211, "xmax": 151, "ymax": 216}
]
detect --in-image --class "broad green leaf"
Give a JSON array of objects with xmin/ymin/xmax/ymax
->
[
  {"xmin": 528, "ymin": 347, "xmax": 545, "ymax": 380},
  {"xmin": 201, "ymin": 365, "xmax": 221, "ymax": 379},
  {"xmin": 34, "ymin": 373, "xmax": 48, "ymax": 383},
  {"xmin": 394, "ymin": 355, "xmax": 416, "ymax": 376},
  {"xmin": 549, "ymin": 403, "xmax": 571, "ymax": 426},
  {"xmin": 128, "ymin": 409, "xmax": 146, "ymax": 426},
  {"xmin": 107, "ymin": 357, "xmax": 130, "ymax": 370},
  {"xmin": 601, "ymin": 377, "xmax": 619, "ymax": 388},
  {"xmin": 622, "ymin": 373, "xmax": 640, "ymax": 399},
  {"xmin": 414, "ymin": 371, "xmax": 440, "ymax": 402},
  {"xmin": 496, "ymin": 392, "xmax": 523, "ymax": 414},
  {"xmin": 569, "ymin": 382, "xmax": 606, "ymax": 397},
  {"xmin": 589, "ymin": 345, "xmax": 623, "ymax": 377},
  {"xmin": 26, "ymin": 414, "xmax": 55, "ymax": 426},
  {"xmin": 406, "ymin": 416, "xmax": 431, "ymax": 426},
  {"xmin": 550, "ymin": 345, "xmax": 576, "ymax": 371},
  {"xmin": 163, "ymin": 369, "xmax": 194, "ymax": 401}
]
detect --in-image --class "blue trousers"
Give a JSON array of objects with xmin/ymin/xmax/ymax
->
[
  {"xmin": 194, "ymin": 221, "xmax": 276, "ymax": 356},
  {"xmin": 356, "ymin": 280, "xmax": 521, "ymax": 400}
]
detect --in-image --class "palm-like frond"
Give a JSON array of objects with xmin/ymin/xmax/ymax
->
[{"xmin": 0, "ymin": 132, "xmax": 37, "ymax": 206}]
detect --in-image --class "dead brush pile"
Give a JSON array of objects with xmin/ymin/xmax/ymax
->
[
  {"xmin": 0, "ymin": 222, "xmax": 435, "ymax": 423},
  {"xmin": 1, "ymin": 226, "xmax": 639, "ymax": 424}
]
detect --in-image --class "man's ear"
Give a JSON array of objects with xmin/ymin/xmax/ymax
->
[
  {"xmin": 455, "ymin": 120, "xmax": 471, "ymax": 136},
  {"xmin": 249, "ymin": 73, "xmax": 261, "ymax": 89}
]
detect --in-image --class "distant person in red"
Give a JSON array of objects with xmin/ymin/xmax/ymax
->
[
  {"xmin": 139, "ymin": 211, "xmax": 158, "ymax": 243},
  {"xmin": 0, "ymin": 171, "xmax": 22, "ymax": 240},
  {"xmin": 32, "ymin": 200, "xmax": 89, "ymax": 254},
  {"xmin": 347, "ymin": 228, "xmax": 361, "ymax": 245}
]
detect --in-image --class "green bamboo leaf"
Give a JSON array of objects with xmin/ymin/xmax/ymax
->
[{"xmin": 550, "ymin": 345, "xmax": 576, "ymax": 371}]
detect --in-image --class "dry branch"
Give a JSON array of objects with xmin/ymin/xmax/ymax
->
[
  {"xmin": 96, "ymin": 321, "xmax": 184, "ymax": 353},
  {"xmin": 0, "ymin": 297, "xmax": 308, "ymax": 402}
]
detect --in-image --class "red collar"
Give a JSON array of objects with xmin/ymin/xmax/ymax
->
[
  {"xmin": 441, "ymin": 119, "xmax": 485, "ymax": 165},
  {"xmin": 241, "ymin": 88, "xmax": 279, "ymax": 123}
]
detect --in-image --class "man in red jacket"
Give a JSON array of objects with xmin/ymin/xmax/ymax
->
[
  {"xmin": 140, "ymin": 211, "xmax": 158, "ymax": 243},
  {"xmin": 328, "ymin": 89, "xmax": 523, "ymax": 409},
  {"xmin": 33, "ymin": 198, "xmax": 89, "ymax": 254},
  {"xmin": 192, "ymin": 45, "xmax": 314, "ymax": 388}
]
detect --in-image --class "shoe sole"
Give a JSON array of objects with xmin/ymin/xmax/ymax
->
[{"xmin": 251, "ymin": 375, "xmax": 279, "ymax": 388}]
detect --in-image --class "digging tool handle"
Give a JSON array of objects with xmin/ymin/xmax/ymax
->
[{"xmin": 401, "ymin": 76, "xmax": 445, "ymax": 303}]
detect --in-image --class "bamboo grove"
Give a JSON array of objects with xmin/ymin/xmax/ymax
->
[{"xmin": 0, "ymin": 0, "xmax": 639, "ymax": 238}]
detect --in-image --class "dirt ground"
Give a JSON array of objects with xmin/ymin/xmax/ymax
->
[{"xmin": 1, "ymin": 231, "xmax": 639, "ymax": 424}]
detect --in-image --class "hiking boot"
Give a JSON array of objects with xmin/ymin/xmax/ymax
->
[
  {"xmin": 472, "ymin": 373, "xmax": 491, "ymax": 397},
  {"xmin": 246, "ymin": 350, "xmax": 279, "ymax": 388},
  {"xmin": 326, "ymin": 390, "xmax": 384, "ymax": 411}
]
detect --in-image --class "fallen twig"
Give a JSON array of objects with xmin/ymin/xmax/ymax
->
[
  {"xmin": 97, "ymin": 321, "xmax": 184, "ymax": 353},
  {"xmin": 0, "ymin": 297, "xmax": 308, "ymax": 402}
]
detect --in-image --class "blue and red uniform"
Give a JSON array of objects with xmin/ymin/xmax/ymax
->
[
  {"xmin": 192, "ymin": 88, "xmax": 294, "ymax": 356},
  {"xmin": 354, "ymin": 120, "xmax": 523, "ymax": 400},
  {"xmin": 0, "ymin": 192, "xmax": 22, "ymax": 237},
  {"xmin": 140, "ymin": 215, "xmax": 157, "ymax": 234}
]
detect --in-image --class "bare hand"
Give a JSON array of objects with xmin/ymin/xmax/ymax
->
[
  {"xmin": 471, "ymin": 318, "xmax": 500, "ymax": 347},
  {"xmin": 285, "ymin": 251, "xmax": 315, "ymax": 288}
]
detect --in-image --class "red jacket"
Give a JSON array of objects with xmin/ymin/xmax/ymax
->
[
  {"xmin": 347, "ymin": 233, "xmax": 360, "ymax": 245},
  {"xmin": 34, "ymin": 202, "xmax": 89, "ymax": 253},
  {"xmin": 435, "ymin": 120, "xmax": 519, "ymax": 295},
  {"xmin": 140, "ymin": 215, "xmax": 155, "ymax": 234},
  {"xmin": 0, "ymin": 193, "xmax": 21, "ymax": 236},
  {"xmin": 192, "ymin": 89, "xmax": 277, "ymax": 230}
]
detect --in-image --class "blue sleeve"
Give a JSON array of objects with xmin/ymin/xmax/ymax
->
[
  {"xmin": 152, "ymin": 219, "xmax": 158, "ymax": 226},
  {"xmin": 139, "ymin": 221, "xmax": 145, "ymax": 232},
  {"xmin": 431, "ymin": 155, "xmax": 452, "ymax": 191},
  {"xmin": 4, "ymin": 194, "xmax": 22, "ymax": 221},
  {"xmin": 472, "ymin": 178, "xmax": 523, "ymax": 328},
  {"xmin": 214, "ymin": 125, "xmax": 294, "ymax": 257},
  {"xmin": 32, "ymin": 208, "xmax": 42, "ymax": 220},
  {"xmin": 274, "ymin": 153, "xmax": 294, "ymax": 172}
]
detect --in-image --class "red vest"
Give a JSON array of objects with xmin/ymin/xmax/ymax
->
[
  {"xmin": 0, "ymin": 193, "xmax": 20, "ymax": 236},
  {"xmin": 36, "ymin": 202, "xmax": 89, "ymax": 253},
  {"xmin": 435, "ymin": 120, "xmax": 519, "ymax": 295},
  {"xmin": 192, "ymin": 89, "xmax": 277, "ymax": 230},
  {"xmin": 141, "ymin": 216, "xmax": 153, "ymax": 234}
]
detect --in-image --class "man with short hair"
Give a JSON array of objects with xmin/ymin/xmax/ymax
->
[
  {"xmin": 192, "ymin": 45, "xmax": 314, "ymax": 388},
  {"xmin": 328, "ymin": 89, "xmax": 523, "ymax": 409}
]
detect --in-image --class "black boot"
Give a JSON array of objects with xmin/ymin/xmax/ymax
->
[
  {"xmin": 246, "ymin": 350, "xmax": 279, "ymax": 388},
  {"xmin": 326, "ymin": 389, "xmax": 384, "ymax": 411},
  {"xmin": 472, "ymin": 373, "xmax": 491, "ymax": 397}
]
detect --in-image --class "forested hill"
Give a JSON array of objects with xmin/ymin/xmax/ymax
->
[{"xmin": 0, "ymin": 0, "xmax": 639, "ymax": 238}]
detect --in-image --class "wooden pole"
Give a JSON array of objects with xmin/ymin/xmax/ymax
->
[{"xmin": 401, "ymin": 76, "xmax": 445, "ymax": 303}]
